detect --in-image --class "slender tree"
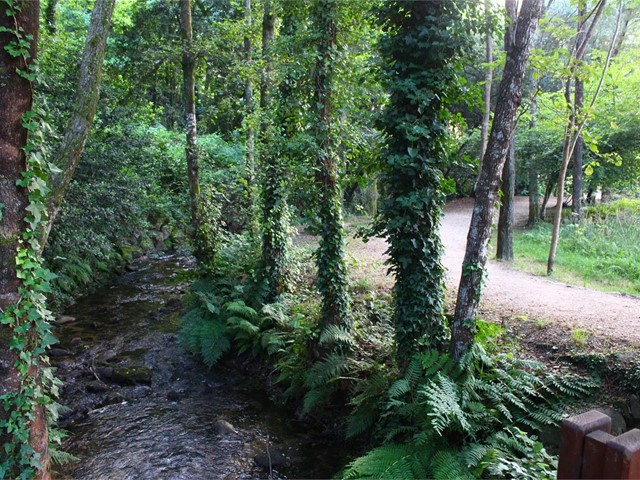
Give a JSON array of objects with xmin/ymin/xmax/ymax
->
[
  {"xmin": 571, "ymin": 2, "xmax": 587, "ymax": 219},
  {"xmin": 43, "ymin": 0, "xmax": 117, "ymax": 247},
  {"xmin": 376, "ymin": 0, "xmax": 469, "ymax": 362},
  {"xmin": 179, "ymin": 0, "xmax": 202, "ymax": 240},
  {"xmin": 451, "ymin": 0, "xmax": 543, "ymax": 361},
  {"xmin": 0, "ymin": 3, "xmax": 52, "ymax": 478},
  {"xmin": 311, "ymin": 0, "xmax": 351, "ymax": 352},
  {"xmin": 496, "ymin": 2, "xmax": 518, "ymax": 261},
  {"xmin": 527, "ymin": 96, "xmax": 540, "ymax": 226},
  {"xmin": 547, "ymin": 0, "xmax": 621, "ymax": 275}
]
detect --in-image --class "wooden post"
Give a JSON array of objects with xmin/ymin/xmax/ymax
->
[
  {"xmin": 557, "ymin": 410, "xmax": 612, "ymax": 479},
  {"xmin": 582, "ymin": 430, "xmax": 615, "ymax": 479},
  {"xmin": 603, "ymin": 428, "xmax": 640, "ymax": 479}
]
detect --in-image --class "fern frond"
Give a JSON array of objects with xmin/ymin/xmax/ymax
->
[
  {"xmin": 319, "ymin": 324, "xmax": 356, "ymax": 347},
  {"xmin": 430, "ymin": 449, "xmax": 472, "ymax": 480}
]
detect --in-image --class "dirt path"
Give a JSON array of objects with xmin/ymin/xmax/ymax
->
[{"xmin": 347, "ymin": 197, "xmax": 640, "ymax": 346}]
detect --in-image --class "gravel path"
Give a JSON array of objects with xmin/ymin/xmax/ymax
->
[{"xmin": 350, "ymin": 196, "xmax": 640, "ymax": 345}]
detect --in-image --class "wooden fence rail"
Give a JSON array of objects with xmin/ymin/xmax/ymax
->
[{"xmin": 558, "ymin": 410, "xmax": 640, "ymax": 479}]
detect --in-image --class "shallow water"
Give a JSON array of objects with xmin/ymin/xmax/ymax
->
[{"xmin": 52, "ymin": 253, "xmax": 346, "ymax": 479}]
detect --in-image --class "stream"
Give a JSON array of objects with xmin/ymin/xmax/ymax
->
[{"xmin": 52, "ymin": 253, "xmax": 346, "ymax": 479}]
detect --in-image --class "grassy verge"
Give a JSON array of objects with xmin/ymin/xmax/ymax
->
[{"xmin": 512, "ymin": 200, "xmax": 640, "ymax": 296}]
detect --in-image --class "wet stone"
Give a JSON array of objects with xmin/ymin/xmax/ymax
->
[
  {"xmin": 49, "ymin": 348, "xmax": 74, "ymax": 358},
  {"xmin": 111, "ymin": 365, "xmax": 152, "ymax": 385},
  {"xmin": 629, "ymin": 395, "xmax": 640, "ymax": 422},
  {"xmin": 86, "ymin": 381, "xmax": 109, "ymax": 393},
  {"xmin": 254, "ymin": 446, "xmax": 288, "ymax": 470},
  {"xmin": 214, "ymin": 418, "xmax": 238, "ymax": 435},
  {"xmin": 597, "ymin": 407, "xmax": 627, "ymax": 435}
]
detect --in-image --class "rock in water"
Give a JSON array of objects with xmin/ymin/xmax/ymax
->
[{"xmin": 214, "ymin": 418, "xmax": 238, "ymax": 435}]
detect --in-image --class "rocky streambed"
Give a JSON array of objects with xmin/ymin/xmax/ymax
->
[{"xmin": 52, "ymin": 253, "xmax": 346, "ymax": 479}]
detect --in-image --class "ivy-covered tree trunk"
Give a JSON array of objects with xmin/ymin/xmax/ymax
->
[
  {"xmin": 311, "ymin": 0, "xmax": 351, "ymax": 352},
  {"xmin": 43, "ymin": 0, "xmax": 116, "ymax": 247},
  {"xmin": 450, "ymin": 0, "xmax": 543, "ymax": 362},
  {"xmin": 377, "ymin": 0, "xmax": 466, "ymax": 362},
  {"xmin": 180, "ymin": 0, "xmax": 202, "ymax": 241},
  {"xmin": 260, "ymin": 0, "xmax": 289, "ymax": 301},
  {"xmin": 243, "ymin": 0, "xmax": 258, "ymax": 236},
  {"xmin": 0, "ymin": 3, "xmax": 50, "ymax": 478}
]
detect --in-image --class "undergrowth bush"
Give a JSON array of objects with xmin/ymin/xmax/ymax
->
[{"xmin": 341, "ymin": 344, "xmax": 599, "ymax": 479}]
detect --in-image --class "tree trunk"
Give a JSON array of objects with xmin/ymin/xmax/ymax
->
[
  {"xmin": 0, "ymin": 3, "xmax": 50, "ymax": 478},
  {"xmin": 496, "ymin": 2, "xmax": 517, "ymax": 261},
  {"xmin": 43, "ymin": 0, "xmax": 116, "ymax": 248},
  {"xmin": 259, "ymin": 0, "xmax": 289, "ymax": 301},
  {"xmin": 312, "ymin": 0, "xmax": 351, "ymax": 352},
  {"xmin": 540, "ymin": 175, "xmax": 554, "ymax": 220},
  {"xmin": 527, "ymin": 98, "xmax": 539, "ymax": 226},
  {"xmin": 571, "ymin": 2, "xmax": 586, "ymax": 219},
  {"xmin": 450, "ymin": 0, "xmax": 543, "ymax": 362},
  {"xmin": 478, "ymin": 0, "xmax": 493, "ymax": 185},
  {"xmin": 180, "ymin": 0, "xmax": 201, "ymax": 237},
  {"xmin": 244, "ymin": 0, "xmax": 257, "ymax": 235},
  {"xmin": 497, "ymin": 134, "xmax": 515, "ymax": 260},
  {"xmin": 44, "ymin": 0, "xmax": 58, "ymax": 34}
]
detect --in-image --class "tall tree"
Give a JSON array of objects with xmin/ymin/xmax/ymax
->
[
  {"xmin": 43, "ymin": 0, "xmax": 117, "ymax": 247},
  {"xmin": 259, "ymin": 0, "xmax": 290, "ymax": 301},
  {"xmin": 376, "ymin": 0, "xmax": 469, "ymax": 362},
  {"xmin": 179, "ymin": 0, "xmax": 202, "ymax": 243},
  {"xmin": 450, "ymin": 0, "xmax": 543, "ymax": 362},
  {"xmin": 496, "ymin": 2, "xmax": 518, "ymax": 261},
  {"xmin": 0, "ymin": 2, "xmax": 51, "ymax": 478},
  {"xmin": 311, "ymin": 0, "xmax": 351, "ymax": 353}
]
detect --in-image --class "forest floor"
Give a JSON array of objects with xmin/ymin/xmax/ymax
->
[{"xmin": 342, "ymin": 196, "xmax": 640, "ymax": 354}]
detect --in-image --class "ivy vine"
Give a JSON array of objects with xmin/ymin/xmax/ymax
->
[
  {"xmin": 374, "ymin": 0, "xmax": 473, "ymax": 362},
  {"xmin": 1, "ymin": 1, "xmax": 61, "ymax": 477}
]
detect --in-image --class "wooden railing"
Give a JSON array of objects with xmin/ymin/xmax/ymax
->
[{"xmin": 558, "ymin": 410, "xmax": 640, "ymax": 479}]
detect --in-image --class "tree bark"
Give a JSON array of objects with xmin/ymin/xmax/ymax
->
[
  {"xmin": 180, "ymin": 0, "xmax": 201, "ymax": 236},
  {"xmin": 450, "ymin": 0, "xmax": 543, "ymax": 362},
  {"xmin": 43, "ymin": 0, "xmax": 116, "ymax": 248},
  {"xmin": 0, "ymin": 3, "xmax": 50, "ymax": 478},
  {"xmin": 497, "ymin": 134, "xmax": 515, "ymax": 260},
  {"xmin": 44, "ymin": 0, "xmax": 58, "ymax": 34}
]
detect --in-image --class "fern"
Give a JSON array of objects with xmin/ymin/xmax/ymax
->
[
  {"xmin": 319, "ymin": 324, "xmax": 356, "ymax": 347},
  {"xmin": 430, "ymin": 450, "xmax": 472, "ymax": 480}
]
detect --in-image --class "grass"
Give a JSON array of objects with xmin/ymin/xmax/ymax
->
[{"xmin": 512, "ymin": 200, "xmax": 640, "ymax": 296}]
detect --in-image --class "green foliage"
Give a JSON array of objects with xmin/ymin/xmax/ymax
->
[
  {"xmin": 343, "ymin": 345, "xmax": 598, "ymax": 479},
  {"xmin": 373, "ymin": 0, "xmax": 475, "ymax": 358}
]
